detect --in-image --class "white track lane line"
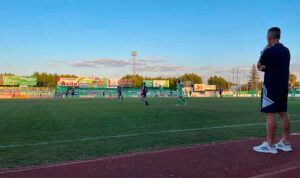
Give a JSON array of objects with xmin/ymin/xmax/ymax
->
[{"xmin": 249, "ymin": 164, "xmax": 300, "ymax": 178}]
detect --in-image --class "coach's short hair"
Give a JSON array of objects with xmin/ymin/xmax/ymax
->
[{"xmin": 268, "ymin": 27, "xmax": 281, "ymax": 39}]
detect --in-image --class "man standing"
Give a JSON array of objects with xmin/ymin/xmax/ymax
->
[
  {"xmin": 176, "ymin": 80, "xmax": 186, "ymax": 106},
  {"xmin": 141, "ymin": 82, "xmax": 149, "ymax": 106},
  {"xmin": 253, "ymin": 27, "xmax": 292, "ymax": 154},
  {"xmin": 218, "ymin": 87, "xmax": 223, "ymax": 98},
  {"xmin": 117, "ymin": 86, "xmax": 123, "ymax": 100},
  {"xmin": 159, "ymin": 85, "xmax": 164, "ymax": 100},
  {"xmin": 291, "ymin": 87, "xmax": 296, "ymax": 100}
]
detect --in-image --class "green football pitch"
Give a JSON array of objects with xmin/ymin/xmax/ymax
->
[{"xmin": 0, "ymin": 98, "xmax": 299, "ymax": 169}]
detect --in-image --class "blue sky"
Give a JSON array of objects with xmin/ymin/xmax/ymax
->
[{"xmin": 0, "ymin": 0, "xmax": 299, "ymax": 82}]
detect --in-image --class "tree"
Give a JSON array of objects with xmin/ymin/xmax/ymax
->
[
  {"xmin": 289, "ymin": 73, "xmax": 297, "ymax": 88},
  {"xmin": 2, "ymin": 73, "xmax": 15, "ymax": 76},
  {"xmin": 179, "ymin": 73, "xmax": 202, "ymax": 84},
  {"xmin": 32, "ymin": 72, "xmax": 77, "ymax": 87},
  {"xmin": 248, "ymin": 64, "xmax": 260, "ymax": 91},
  {"xmin": 168, "ymin": 77, "xmax": 178, "ymax": 88},
  {"xmin": 207, "ymin": 76, "xmax": 230, "ymax": 89},
  {"xmin": 121, "ymin": 74, "xmax": 144, "ymax": 88}
]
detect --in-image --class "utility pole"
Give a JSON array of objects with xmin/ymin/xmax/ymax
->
[
  {"xmin": 237, "ymin": 67, "xmax": 239, "ymax": 97},
  {"xmin": 232, "ymin": 68, "xmax": 235, "ymax": 84}
]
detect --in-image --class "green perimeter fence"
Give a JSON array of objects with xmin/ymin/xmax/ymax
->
[{"xmin": 0, "ymin": 86, "xmax": 299, "ymax": 99}]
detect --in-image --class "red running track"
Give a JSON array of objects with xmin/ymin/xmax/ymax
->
[{"xmin": 0, "ymin": 135, "xmax": 299, "ymax": 178}]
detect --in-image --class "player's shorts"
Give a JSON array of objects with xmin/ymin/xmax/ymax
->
[
  {"xmin": 260, "ymin": 85, "xmax": 288, "ymax": 113},
  {"xmin": 141, "ymin": 92, "xmax": 147, "ymax": 97}
]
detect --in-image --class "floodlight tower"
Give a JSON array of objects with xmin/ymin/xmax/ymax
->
[
  {"xmin": 131, "ymin": 51, "xmax": 137, "ymax": 76},
  {"xmin": 131, "ymin": 51, "xmax": 137, "ymax": 87}
]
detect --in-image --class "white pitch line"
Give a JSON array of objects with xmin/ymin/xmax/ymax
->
[
  {"xmin": 201, "ymin": 107, "xmax": 300, "ymax": 117},
  {"xmin": 1, "ymin": 120, "xmax": 300, "ymax": 149},
  {"xmin": 291, "ymin": 133, "xmax": 300, "ymax": 136}
]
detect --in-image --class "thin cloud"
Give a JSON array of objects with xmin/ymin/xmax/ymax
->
[
  {"xmin": 70, "ymin": 57, "xmax": 167, "ymax": 68},
  {"xmin": 147, "ymin": 59, "xmax": 166, "ymax": 63},
  {"xmin": 142, "ymin": 57, "xmax": 166, "ymax": 64},
  {"xmin": 70, "ymin": 58, "xmax": 184, "ymax": 73},
  {"xmin": 194, "ymin": 66, "xmax": 217, "ymax": 71},
  {"xmin": 70, "ymin": 59, "xmax": 132, "ymax": 68},
  {"xmin": 137, "ymin": 65, "xmax": 185, "ymax": 72},
  {"xmin": 92, "ymin": 59, "xmax": 132, "ymax": 67},
  {"xmin": 71, "ymin": 61, "xmax": 97, "ymax": 68},
  {"xmin": 139, "ymin": 57, "xmax": 166, "ymax": 64}
]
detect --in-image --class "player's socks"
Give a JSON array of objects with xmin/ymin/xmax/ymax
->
[
  {"xmin": 179, "ymin": 98, "xmax": 186, "ymax": 106},
  {"xmin": 176, "ymin": 99, "xmax": 181, "ymax": 106}
]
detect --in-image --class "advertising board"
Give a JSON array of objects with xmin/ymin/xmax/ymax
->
[
  {"xmin": 153, "ymin": 80, "xmax": 169, "ymax": 88},
  {"xmin": 57, "ymin": 77, "xmax": 79, "ymax": 87},
  {"xmin": 194, "ymin": 84, "xmax": 217, "ymax": 91},
  {"xmin": 142, "ymin": 80, "xmax": 153, "ymax": 87},
  {"xmin": 1, "ymin": 76, "xmax": 37, "ymax": 86}
]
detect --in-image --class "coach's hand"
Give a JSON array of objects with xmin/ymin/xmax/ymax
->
[
  {"xmin": 258, "ymin": 65, "xmax": 266, "ymax": 71},
  {"xmin": 257, "ymin": 62, "xmax": 266, "ymax": 71}
]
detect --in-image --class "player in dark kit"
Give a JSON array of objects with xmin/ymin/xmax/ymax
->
[
  {"xmin": 117, "ymin": 86, "xmax": 123, "ymax": 100},
  {"xmin": 141, "ymin": 82, "xmax": 149, "ymax": 106},
  {"xmin": 253, "ymin": 27, "xmax": 292, "ymax": 154},
  {"xmin": 218, "ymin": 87, "xmax": 223, "ymax": 98}
]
